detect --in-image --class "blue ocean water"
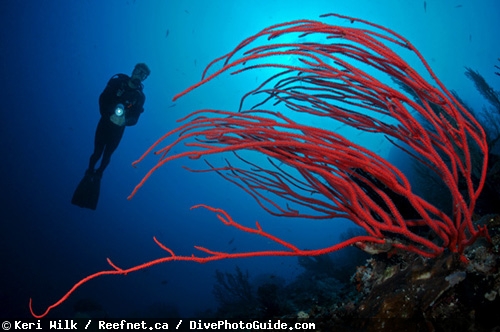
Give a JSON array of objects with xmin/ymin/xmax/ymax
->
[{"xmin": 1, "ymin": 0, "xmax": 498, "ymax": 319}]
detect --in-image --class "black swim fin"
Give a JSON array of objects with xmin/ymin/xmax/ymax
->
[{"xmin": 71, "ymin": 170, "xmax": 101, "ymax": 210}]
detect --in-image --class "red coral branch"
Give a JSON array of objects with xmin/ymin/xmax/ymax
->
[{"xmin": 29, "ymin": 205, "xmax": 380, "ymax": 318}]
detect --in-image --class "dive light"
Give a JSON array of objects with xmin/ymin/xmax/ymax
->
[{"xmin": 115, "ymin": 103, "xmax": 124, "ymax": 116}]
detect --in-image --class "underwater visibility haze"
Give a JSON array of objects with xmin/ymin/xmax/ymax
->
[{"xmin": 1, "ymin": 0, "xmax": 500, "ymax": 325}]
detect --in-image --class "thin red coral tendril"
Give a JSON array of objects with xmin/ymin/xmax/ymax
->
[{"xmin": 29, "ymin": 205, "xmax": 380, "ymax": 318}]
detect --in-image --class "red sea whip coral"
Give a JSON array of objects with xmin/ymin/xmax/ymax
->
[{"xmin": 30, "ymin": 14, "xmax": 489, "ymax": 318}]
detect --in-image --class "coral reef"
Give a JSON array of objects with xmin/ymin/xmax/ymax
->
[
  {"xmin": 281, "ymin": 216, "xmax": 500, "ymax": 331},
  {"xmin": 209, "ymin": 216, "xmax": 500, "ymax": 331}
]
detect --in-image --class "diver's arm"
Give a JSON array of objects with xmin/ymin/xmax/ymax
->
[
  {"xmin": 99, "ymin": 76, "xmax": 125, "ymax": 116},
  {"xmin": 125, "ymin": 107, "xmax": 143, "ymax": 126},
  {"xmin": 125, "ymin": 92, "xmax": 145, "ymax": 126}
]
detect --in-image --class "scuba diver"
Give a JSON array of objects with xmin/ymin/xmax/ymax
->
[{"xmin": 72, "ymin": 63, "xmax": 150, "ymax": 210}]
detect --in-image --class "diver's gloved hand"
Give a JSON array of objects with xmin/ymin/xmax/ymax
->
[{"xmin": 110, "ymin": 113, "xmax": 126, "ymax": 126}]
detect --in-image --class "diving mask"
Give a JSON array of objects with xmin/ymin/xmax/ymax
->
[{"xmin": 132, "ymin": 67, "xmax": 149, "ymax": 81}]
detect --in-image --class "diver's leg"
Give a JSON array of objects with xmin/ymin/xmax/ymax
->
[
  {"xmin": 95, "ymin": 127, "xmax": 125, "ymax": 178},
  {"xmin": 88, "ymin": 118, "xmax": 107, "ymax": 173}
]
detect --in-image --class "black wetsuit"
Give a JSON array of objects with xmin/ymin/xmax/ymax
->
[{"xmin": 88, "ymin": 74, "xmax": 145, "ymax": 176}]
